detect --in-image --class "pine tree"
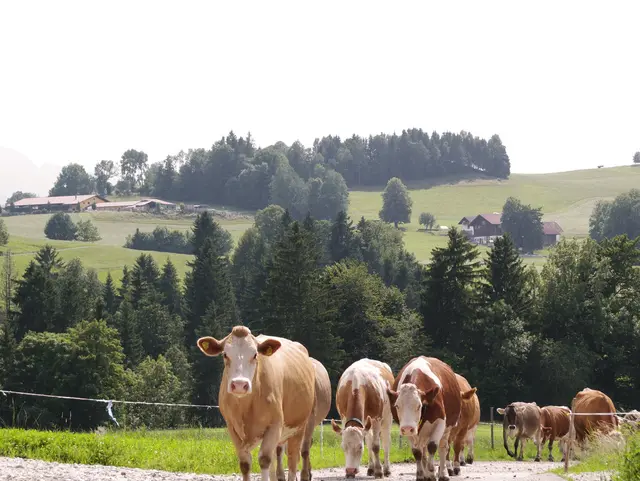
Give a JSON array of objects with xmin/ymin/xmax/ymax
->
[
  {"xmin": 483, "ymin": 233, "xmax": 532, "ymax": 314},
  {"xmin": 231, "ymin": 227, "xmax": 268, "ymax": 326},
  {"xmin": 329, "ymin": 211, "xmax": 361, "ymax": 263},
  {"xmin": 420, "ymin": 227, "xmax": 482, "ymax": 354},
  {"xmin": 0, "ymin": 251, "xmax": 17, "ymax": 384},
  {"xmin": 114, "ymin": 297, "xmax": 143, "ymax": 368},
  {"xmin": 130, "ymin": 254, "xmax": 160, "ymax": 308},
  {"xmin": 52, "ymin": 258, "xmax": 89, "ymax": 331},
  {"xmin": 118, "ymin": 266, "xmax": 131, "ymax": 299},
  {"xmin": 12, "ymin": 261, "xmax": 56, "ymax": 339},
  {"xmin": 103, "ymin": 272, "xmax": 118, "ymax": 316},
  {"xmin": 136, "ymin": 292, "xmax": 184, "ymax": 359},
  {"xmin": 191, "ymin": 211, "xmax": 232, "ymax": 256},
  {"xmin": 159, "ymin": 259, "xmax": 182, "ymax": 316}
]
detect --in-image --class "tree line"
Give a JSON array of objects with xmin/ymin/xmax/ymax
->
[
  {"xmin": 40, "ymin": 128, "xmax": 509, "ymax": 218},
  {"xmin": 2, "ymin": 203, "xmax": 639, "ymax": 432}
]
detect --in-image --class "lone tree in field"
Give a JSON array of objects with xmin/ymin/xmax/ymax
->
[
  {"xmin": 419, "ymin": 212, "xmax": 437, "ymax": 231},
  {"xmin": 634, "ymin": 151, "xmax": 640, "ymax": 164},
  {"xmin": 75, "ymin": 219, "xmax": 101, "ymax": 242},
  {"xmin": 379, "ymin": 177, "xmax": 412, "ymax": 229},
  {"xmin": 44, "ymin": 213, "xmax": 77, "ymax": 241},
  {"xmin": 0, "ymin": 219, "xmax": 8, "ymax": 246},
  {"xmin": 501, "ymin": 197, "xmax": 544, "ymax": 254}
]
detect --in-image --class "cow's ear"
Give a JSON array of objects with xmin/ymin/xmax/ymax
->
[
  {"xmin": 496, "ymin": 408, "xmax": 506, "ymax": 415},
  {"xmin": 386, "ymin": 387, "xmax": 398, "ymax": 403},
  {"xmin": 257, "ymin": 338, "xmax": 281, "ymax": 356},
  {"xmin": 197, "ymin": 336, "xmax": 224, "ymax": 356},
  {"xmin": 461, "ymin": 388, "xmax": 477, "ymax": 400},
  {"xmin": 331, "ymin": 419, "xmax": 342, "ymax": 435},
  {"xmin": 364, "ymin": 416, "xmax": 373, "ymax": 432},
  {"xmin": 420, "ymin": 386, "xmax": 439, "ymax": 405}
]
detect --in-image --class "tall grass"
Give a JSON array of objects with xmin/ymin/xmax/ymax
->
[{"xmin": 0, "ymin": 424, "xmax": 560, "ymax": 475}]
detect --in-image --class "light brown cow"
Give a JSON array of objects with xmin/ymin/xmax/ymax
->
[
  {"xmin": 331, "ymin": 358, "xmax": 395, "ymax": 479},
  {"xmin": 540, "ymin": 406, "xmax": 571, "ymax": 462},
  {"xmin": 387, "ymin": 356, "xmax": 462, "ymax": 481},
  {"xmin": 197, "ymin": 326, "xmax": 316, "ymax": 481},
  {"xmin": 569, "ymin": 388, "xmax": 618, "ymax": 446},
  {"xmin": 496, "ymin": 402, "xmax": 542, "ymax": 461},
  {"xmin": 446, "ymin": 373, "xmax": 480, "ymax": 476}
]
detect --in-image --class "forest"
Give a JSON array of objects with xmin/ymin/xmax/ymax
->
[
  {"xmin": 44, "ymin": 129, "xmax": 510, "ymax": 216},
  {"xmin": 1, "ymin": 204, "xmax": 639, "ymax": 432}
]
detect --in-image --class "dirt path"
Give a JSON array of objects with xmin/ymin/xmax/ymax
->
[{"xmin": 0, "ymin": 458, "xmax": 582, "ymax": 481}]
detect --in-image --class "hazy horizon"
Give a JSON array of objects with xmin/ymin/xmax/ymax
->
[{"xmin": 1, "ymin": 0, "xmax": 639, "ymax": 196}]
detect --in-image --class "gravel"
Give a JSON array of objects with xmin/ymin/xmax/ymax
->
[{"xmin": 0, "ymin": 457, "xmax": 602, "ymax": 481}]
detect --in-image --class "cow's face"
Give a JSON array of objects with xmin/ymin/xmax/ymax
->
[
  {"xmin": 388, "ymin": 383, "xmax": 439, "ymax": 436},
  {"xmin": 541, "ymin": 426, "xmax": 552, "ymax": 444},
  {"xmin": 197, "ymin": 326, "xmax": 281, "ymax": 396},
  {"xmin": 331, "ymin": 418, "xmax": 372, "ymax": 477},
  {"xmin": 497, "ymin": 405, "xmax": 518, "ymax": 436}
]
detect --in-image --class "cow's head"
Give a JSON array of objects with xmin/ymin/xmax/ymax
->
[
  {"xmin": 197, "ymin": 325, "xmax": 281, "ymax": 396},
  {"xmin": 331, "ymin": 417, "xmax": 372, "ymax": 477},
  {"xmin": 497, "ymin": 404, "xmax": 518, "ymax": 434},
  {"xmin": 540, "ymin": 426, "xmax": 552, "ymax": 444},
  {"xmin": 387, "ymin": 383, "xmax": 438, "ymax": 437}
]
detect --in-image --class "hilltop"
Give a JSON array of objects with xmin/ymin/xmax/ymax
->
[{"xmin": 2, "ymin": 165, "xmax": 639, "ymax": 276}]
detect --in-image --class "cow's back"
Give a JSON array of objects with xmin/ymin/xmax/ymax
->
[
  {"xmin": 310, "ymin": 357, "xmax": 332, "ymax": 426},
  {"xmin": 456, "ymin": 373, "xmax": 480, "ymax": 429},
  {"xmin": 512, "ymin": 402, "xmax": 542, "ymax": 436},
  {"xmin": 571, "ymin": 388, "xmax": 617, "ymax": 442},
  {"xmin": 424, "ymin": 357, "xmax": 462, "ymax": 428},
  {"xmin": 541, "ymin": 406, "xmax": 571, "ymax": 438},
  {"xmin": 336, "ymin": 358, "xmax": 394, "ymax": 421}
]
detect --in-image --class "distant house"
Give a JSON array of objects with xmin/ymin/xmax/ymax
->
[
  {"xmin": 543, "ymin": 221, "xmax": 563, "ymax": 247},
  {"xmin": 467, "ymin": 213, "xmax": 503, "ymax": 245},
  {"xmin": 11, "ymin": 194, "xmax": 107, "ymax": 213},
  {"xmin": 458, "ymin": 216, "xmax": 476, "ymax": 236},
  {"xmin": 95, "ymin": 198, "xmax": 176, "ymax": 212}
]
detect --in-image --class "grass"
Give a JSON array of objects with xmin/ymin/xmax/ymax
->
[
  {"xmin": 0, "ymin": 423, "xmax": 563, "ymax": 475},
  {"xmin": 2, "ymin": 165, "xmax": 639, "ymax": 274}
]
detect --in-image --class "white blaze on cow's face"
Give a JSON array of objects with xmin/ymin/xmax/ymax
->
[
  {"xmin": 394, "ymin": 384, "xmax": 423, "ymax": 436},
  {"xmin": 196, "ymin": 327, "xmax": 281, "ymax": 397},
  {"xmin": 331, "ymin": 418, "xmax": 372, "ymax": 477}
]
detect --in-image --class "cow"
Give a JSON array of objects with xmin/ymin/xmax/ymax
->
[
  {"xmin": 331, "ymin": 358, "xmax": 395, "ymax": 479},
  {"xmin": 540, "ymin": 406, "xmax": 571, "ymax": 462},
  {"xmin": 496, "ymin": 402, "xmax": 542, "ymax": 462},
  {"xmin": 197, "ymin": 326, "xmax": 316, "ymax": 481},
  {"xmin": 569, "ymin": 388, "xmax": 618, "ymax": 446},
  {"xmin": 445, "ymin": 374, "xmax": 480, "ymax": 476},
  {"xmin": 387, "ymin": 356, "xmax": 462, "ymax": 481}
]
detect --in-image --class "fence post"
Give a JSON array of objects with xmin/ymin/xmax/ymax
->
[
  {"xmin": 490, "ymin": 407, "xmax": 494, "ymax": 450},
  {"xmin": 564, "ymin": 411, "xmax": 574, "ymax": 474},
  {"xmin": 320, "ymin": 421, "xmax": 324, "ymax": 458}
]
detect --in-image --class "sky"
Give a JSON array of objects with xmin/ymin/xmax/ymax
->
[{"xmin": 1, "ymin": 0, "xmax": 639, "ymax": 195}]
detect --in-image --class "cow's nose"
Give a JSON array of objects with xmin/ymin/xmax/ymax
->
[
  {"xmin": 231, "ymin": 380, "xmax": 249, "ymax": 393},
  {"xmin": 345, "ymin": 467, "xmax": 358, "ymax": 478},
  {"xmin": 509, "ymin": 425, "xmax": 516, "ymax": 430},
  {"xmin": 400, "ymin": 426, "xmax": 415, "ymax": 435}
]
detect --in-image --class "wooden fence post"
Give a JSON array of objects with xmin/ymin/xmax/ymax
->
[{"xmin": 490, "ymin": 407, "xmax": 495, "ymax": 450}]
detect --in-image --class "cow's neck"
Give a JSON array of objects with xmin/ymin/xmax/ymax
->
[{"xmin": 345, "ymin": 386, "xmax": 365, "ymax": 428}]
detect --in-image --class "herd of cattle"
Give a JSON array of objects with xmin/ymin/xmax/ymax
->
[{"xmin": 196, "ymin": 326, "xmax": 637, "ymax": 481}]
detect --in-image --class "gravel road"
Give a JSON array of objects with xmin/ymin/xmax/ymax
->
[{"xmin": 0, "ymin": 457, "xmax": 612, "ymax": 481}]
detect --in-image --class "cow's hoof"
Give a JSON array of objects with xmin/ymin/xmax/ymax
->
[
  {"xmin": 368, "ymin": 468, "xmax": 375, "ymax": 477},
  {"xmin": 561, "ymin": 457, "xmax": 566, "ymax": 463},
  {"xmin": 548, "ymin": 456, "xmax": 554, "ymax": 462},
  {"xmin": 516, "ymin": 457, "xmax": 523, "ymax": 462},
  {"xmin": 447, "ymin": 469, "xmax": 453, "ymax": 477},
  {"xmin": 384, "ymin": 469, "xmax": 391, "ymax": 477},
  {"xmin": 459, "ymin": 460, "xmax": 466, "ymax": 467},
  {"xmin": 465, "ymin": 456, "xmax": 473, "ymax": 465},
  {"xmin": 374, "ymin": 470, "xmax": 383, "ymax": 479},
  {"xmin": 438, "ymin": 476, "xmax": 449, "ymax": 481},
  {"xmin": 416, "ymin": 476, "xmax": 426, "ymax": 481},
  {"xmin": 453, "ymin": 467, "xmax": 460, "ymax": 476},
  {"xmin": 279, "ymin": 477, "xmax": 286, "ymax": 481},
  {"xmin": 534, "ymin": 457, "xmax": 541, "ymax": 462},
  {"xmin": 346, "ymin": 475, "xmax": 356, "ymax": 479}
]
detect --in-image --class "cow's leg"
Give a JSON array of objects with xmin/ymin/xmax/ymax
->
[
  {"xmin": 452, "ymin": 435, "xmax": 464, "ymax": 476},
  {"xmin": 559, "ymin": 436, "xmax": 566, "ymax": 463},
  {"xmin": 410, "ymin": 439, "xmax": 426, "ymax": 481},
  {"xmin": 465, "ymin": 426, "xmax": 477, "ymax": 465},
  {"xmin": 517, "ymin": 438, "xmax": 527, "ymax": 462},
  {"xmin": 300, "ymin": 433, "xmax": 314, "ymax": 481},
  {"xmin": 547, "ymin": 435, "xmax": 555, "ymax": 462},
  {"xmin": 445, "ymin": 440, "xmax": 453, "ymax": 477},
  {"xmin": 259, "ymin": 425, "xmax": 283, "ymax": 481},
  {"xmin": 276, "ymin": 445, "xmax": 286, "ymax": 481},
  {"xmin": 369, "ymin": 420, "xmax": 384, "ymax": 478},
  {"xmin": 437, "ymin": 428, "xmax": 452, "ymax": 481},
  {"xmin": 365, "ymin": 426, "xmax": 375, "ymax": 476},
  {"xmin": 514, "ymin": 437, "xmax": 521, "ymax": 461},
  {"xmin": 381, "ymin": 417, "xmax": 392, "ymax": 477},
  {"xmin": 286, "ymin": 432, "xmax": 305, "ymax": 481},
  {"xmin": 424, "ymin": 421, "xmax": 446, "ymax": 481},
  {"xmin": 534, "ymin": 432, "xmax": 542, "ymax": 462},
  {"xmin": 238, "ymin": 450, "xmax": 252, "ymax": 481}
]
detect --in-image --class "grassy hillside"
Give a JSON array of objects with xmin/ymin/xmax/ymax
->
[{"xmin": 1, "ymin": 165, "xmax": 638, "ymax": 277}]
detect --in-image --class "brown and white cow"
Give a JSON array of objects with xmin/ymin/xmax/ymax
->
[
  {"xmin": 446, "ymin": 373, "xmax": 480, "ymax": 476},
  {"xmin": 569, "ymin": 388, "xmax": 618, "ymax": 446},
  {"xmin": 331, "ymin": 358, "xmax": 395, "ymax": 479},
  {"xmin": 387, "ymin": 356, "xmax": 462, "ymax": 481},
  {"xmin": 540, "ymin": 405, "xmax": 571, "ymax": 462},
  {"xmin": 197, "ymin": 326, "xmax": 316, "ymax": 481},
  {"xmin": 496, "ymin": 402, "xmax": 542, "ymax": 462}
]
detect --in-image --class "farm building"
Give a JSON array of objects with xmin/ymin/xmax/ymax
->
[
  {"xmin": 543, "ymin": 221, "xmax": 563, "ymax": 247},
  {"xmin": 94, "ymin": 198, "xmax": 176, "ymax": 212},
  {"xmin": 459, "ymin": 213, "xmax": 564, "ymax": 247},
  {"xmin": 10, "ymin": 194, "xmax": 107, "ymax": 213}
]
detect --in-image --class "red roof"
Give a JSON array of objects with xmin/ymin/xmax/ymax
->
[
  {"xmin": 543, "ymin": 221, "xmax": 563, "ymax": 235},
  {"xmin": 13, "ymin": 195, "xmax": 104, "ymax": 207},
  {"xmin": 471, "ymin": 213, "xmax": 502, "ymax": 225}
]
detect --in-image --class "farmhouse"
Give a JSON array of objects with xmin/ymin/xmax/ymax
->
[
  {"xmin": 11, "ymin": 194, "xmax": 107, "ymax": 213},
  {"xmin": 94, "ymin": 198, "xmax": 176, "ymax": 212},
  {"xmin": 543, "ymin": 221, "xmax": 563, "ymax": 247},
  {"xmin": 459, "ymin": 213, "xmax": 563, "ymax": 247}
]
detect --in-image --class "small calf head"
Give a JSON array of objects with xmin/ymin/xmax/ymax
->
[
  {"xmin": 387, "ymin": 383, "xmax": 438, "ymax": 436},
  {"xmin": 497, "ymin": 404, "xmax": 518, "ymax": 432},
  {"xmin": 331, "ymin": 417, "xmax": 372, "ymax": 477},
  {"xmin": 197, "ymin": 325, "xmax": 281, "ymax": 396}
]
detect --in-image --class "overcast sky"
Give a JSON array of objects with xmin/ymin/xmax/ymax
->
[{"xmin": 1, "ymin": 0, "xmax": 639, "ymax": 178}]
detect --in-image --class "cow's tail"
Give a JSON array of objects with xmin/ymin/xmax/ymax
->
[{"xmin": 503, "ymin": 424, "xmax": 515, "ymax": 458}]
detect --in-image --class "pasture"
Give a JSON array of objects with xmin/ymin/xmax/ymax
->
[
  {"xmin": 2, "ymin": 165, "xmax": 640, "ymax": 277},
  {"xmin": 0, "ymin": 423, "xmax": 561, "ymax": 475}
]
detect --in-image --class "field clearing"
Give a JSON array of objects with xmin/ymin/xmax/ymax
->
[{"xmin": 0, "ymin": 423, "xmax": 561, "ymax": 475}]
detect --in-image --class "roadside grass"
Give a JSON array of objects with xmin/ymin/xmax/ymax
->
[{"xmin": 0, "ymin": 423, "xmax": 562, "ymax": 475}]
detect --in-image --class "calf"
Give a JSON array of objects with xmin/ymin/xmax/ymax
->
[
  {"xmin": 331, "ymin": 358, "xmax": 395, "ymax": 478},
  {"xmin": 446, "ymin": 374, "xmax": 480, "ymax": 476},
  {"xmin": 387, "ymin": 356, "xmax": 461, "ymax": 481},
  {"xmin": 497, "ymin": 402, "xmax": 542, "ymax": 462},
  {"xmin": 540, "ymin": 406, "xmax": 571, "ymax": 462},
  {"xmin": 197, "ymin": 326, "xmax": 316, "ymax": 481}
]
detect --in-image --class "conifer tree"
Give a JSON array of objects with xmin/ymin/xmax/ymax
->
[
  {"xmin": 130, "ymin": 254, "xmax": 160, "ymax": 307},
  {"xmin": 191, "ymin": 211, "xmax": 232, "ymax": 256},
  {"xmin": 329, "ymin": 211, "xmax": 361, "ymax": 263},
  {"xmin": 231, "ymin": 227, "xmax": 268, "ymax": 326},
  {"xmin": 103, "ymin": 272, "xmax": 118, "ymax": 316},
  {"xmin": 159, "ymin": 259, "xmax": 182, "ymax": 316},
  {"xmin": 13, "ymin": 261, "xmax": 54, "ymax": 339},
  {"xmin": 118, "ymin": 265, "xmax": 131, "ymax": 299},
  {"xmin": 114, "ymin": 297, "xmax": 143, "ymax": 368}
]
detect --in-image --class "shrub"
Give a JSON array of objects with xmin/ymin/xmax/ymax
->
[
  {"xmin": 419, "ymin": 212, "xmax": 437, "ymax": 231},
  {"xmin": 124, "ymin": 226, "xmax": 192, "ymax": 254},
  {"xmin": 0, "ymin": 219, "xmax": 8, "ymax": 246},
  {"xmin": 44, "ymin": 213, "xmax": 77, "ymax": 240},
  {"xmin": 76, "ymin": 219, "xmax": 101, "ymax": 242},
  {"xmin": 617, "ymin": 431, "xmax": 640, "ymax": 481}
]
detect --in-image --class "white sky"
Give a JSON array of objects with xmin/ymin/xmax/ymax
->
[{"xmin": 1, "ymin": 0, "xmax": 639, "ymax": 178}]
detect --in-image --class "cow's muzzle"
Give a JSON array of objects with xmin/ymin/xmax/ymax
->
[
  {"xmin": 508, "ymin": 425, "xmax": 516, "ymax": 431},
  {"xmin": 229, "ymin": 378, "xmax": 251, "ymax": 395},
  {"xmin": 345, "ymin": 468, "xmax": 358, "ymax": 478}
]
